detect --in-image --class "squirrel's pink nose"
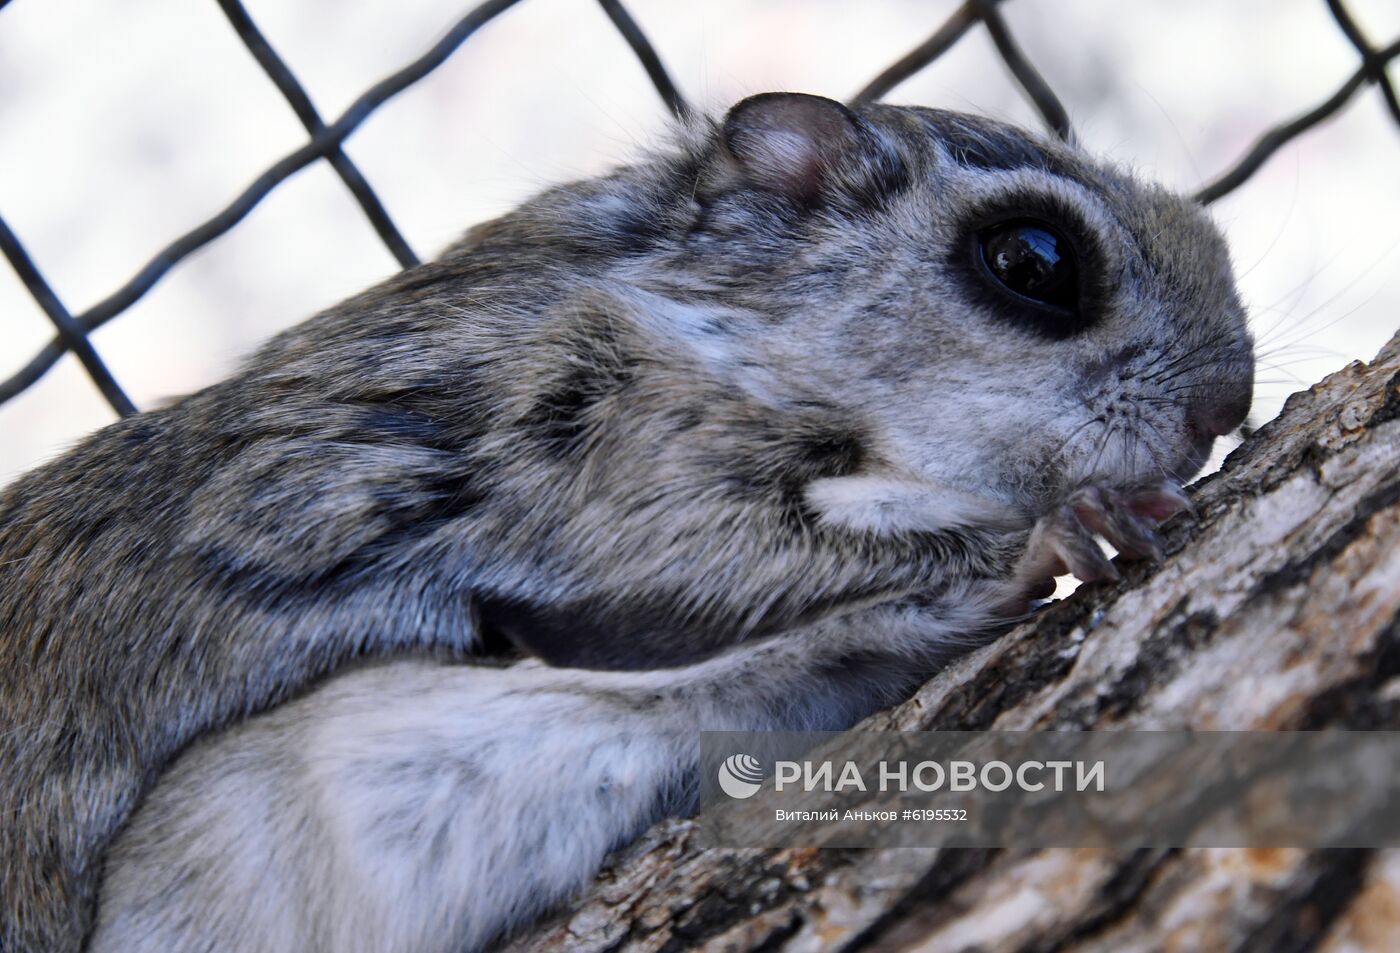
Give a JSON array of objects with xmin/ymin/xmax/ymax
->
[{"xmin": 1187, "ymin": 379, "xmax": 1253, "ymax": 438}]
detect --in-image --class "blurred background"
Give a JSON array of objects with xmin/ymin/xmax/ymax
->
[{"xmin": 1, "ymin": 0, "xmax": 1398, "ymax": 486}]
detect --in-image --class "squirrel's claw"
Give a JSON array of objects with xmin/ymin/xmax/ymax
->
[
  {"xmin": 1069, "ymin": 485, "xmax": 1160, "ymax": 561},
  {"xmin": 1029, "ymin": 500, "xmax": 1121, "ymax": 584},
  {"xmin": 1066, "ymin": 479, "xmax": 1192, "ymax": 566},
  {"xmin": 1015, "ymin": 480, "xmax": 1192, "ymax": 596}
]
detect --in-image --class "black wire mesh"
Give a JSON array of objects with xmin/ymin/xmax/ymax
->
[{"xmin": 2, "ymin": 0, "xmax": 1397, "ymax": 417}]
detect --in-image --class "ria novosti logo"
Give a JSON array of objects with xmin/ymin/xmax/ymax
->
[{"xmin": 717, "ymin": 753, "xmax": 765, "ymax": 799}]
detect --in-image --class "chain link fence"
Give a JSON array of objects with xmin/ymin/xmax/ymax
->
[{"xmin": 1, "ymin": 0, "xmax": 1397, "ymax": 418}]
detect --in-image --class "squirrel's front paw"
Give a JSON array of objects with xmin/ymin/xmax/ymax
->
[{"xmin": 1021, "ymin": 481, "xmax": 1193, "ymax": 586}]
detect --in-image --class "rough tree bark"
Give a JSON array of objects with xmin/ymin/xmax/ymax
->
[{"xmin": 505, "ymin": 328, "xmax": 1400, "ymax": 953}]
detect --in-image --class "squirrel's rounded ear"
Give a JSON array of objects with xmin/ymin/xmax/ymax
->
[{"xmin": 721, "ymin": 93, "xmax": 862, "ymax": 201}]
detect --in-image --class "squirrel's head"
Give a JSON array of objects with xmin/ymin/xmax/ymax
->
[{"xmin": 525, "ymin": 92, "xmax": 1254, "ymax": 529}]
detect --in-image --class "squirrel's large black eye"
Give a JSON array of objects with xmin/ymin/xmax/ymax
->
[{"xmin": 976, "ymin": 219, "xmax": 1078, "ymax": 311}]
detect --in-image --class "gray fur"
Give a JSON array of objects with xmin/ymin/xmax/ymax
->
[
  {"xmin": 0, "ymin": 94, "xmax": 1252, "ymax": 952},
  {"xmin": 91, "ymin": 592, "xmax": 1002, "ymax": 953}
]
